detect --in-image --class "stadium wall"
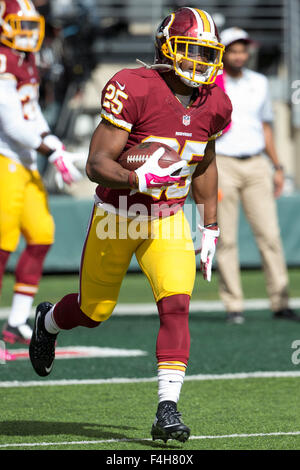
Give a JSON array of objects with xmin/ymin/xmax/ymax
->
[{"xmin": 6, "ymin": 193, "xmax": 300, "ymax": 273}]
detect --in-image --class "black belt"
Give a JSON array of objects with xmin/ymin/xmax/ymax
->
[
  {"xmin": 236, "ymin": 154, "xmax": 262, "ymax": 160},
  {"xmin": 217, "ymin": 153, "xmax": 261, "ymax": 160},
  {"xmin": 218, "ymin": 154, "xmax": 261, "ymax": 160},
  {"xmin": 237, "ymin": 155, "xmax": 256, "ymax": 160}
]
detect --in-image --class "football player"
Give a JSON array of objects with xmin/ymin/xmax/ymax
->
[
  {"xmin": 29, "ymin": 7, "xmax": 232, "ymax": 443},
  {"xmin": 0, "ymin": 0, "xmax": 82, "ymax": 347}
]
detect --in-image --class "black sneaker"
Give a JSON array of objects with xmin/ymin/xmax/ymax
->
[
  {"xmin": 151, "ymin": 400, "xmax": 190, "ymax": 443},
  {"xmin": 29, "ymin": 302, "xmax": 57, "ymax": 377},
  {"xmin": 2, "ymin": 320, "xmax": 33, "ymax": 345},
  {"xmin": 273, "ymin": 308, "xmax": 300, "ymax": 321}
]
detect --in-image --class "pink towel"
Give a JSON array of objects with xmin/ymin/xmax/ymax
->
[{"xmin": 215, "ymin": 71, "xmax": 232, "ymax": 133}]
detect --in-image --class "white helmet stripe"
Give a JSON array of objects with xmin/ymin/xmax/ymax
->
[
  {"xmin": 163, "ymin": 13, "xmax": 175, "ymax": 41},
  {"xmin": 185, "ymin": 8, "xmax": 216, "ymax": 36},
  {"xmin": 186, "ymin": 7, "xmax": 204, "ymax": 34},
  {"xmin": 16, "ymin": 0, "xmax": 37, "ymax": 15},
  {"xmin": 202, "ymin": 10, "xmax": 216, "ymax": 35}
]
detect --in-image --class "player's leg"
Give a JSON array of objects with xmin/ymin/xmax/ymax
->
[
  {"xmin": 240, "ymin": 156, "xmax": 291, "ymax": 316},
  {"xmin": 216, "ymin": 155, "xmax": 244, "ymax": 321},
  {"xmin": 29, "ymin": 297, "xmax": 100, "ymax": 377},
  {"xmin": 136, "ymin": 210, "xmax": 196, "ymax": 442},
  {"xmin": 0, "ymin": 156, "xmax": 34, "ymax": 343},
  {"xmin": 29, "ymin": 208, "xmax": 139, "ymax": 376},
  {"xmin": 50, "ymin": 210, "xmax": 138, "ymax": 329},
  {"xmin": 0, "ymin": 249, "xmax": 10, "ymax": 293},
  {"xmin": 0, "ymin": 156, "xmax": 26, "ymax": 289},
  {"xmin": 4, "ymin": 171, "xmax": 54, "ymax": 344}
]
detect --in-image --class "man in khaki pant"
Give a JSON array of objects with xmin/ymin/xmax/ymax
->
[{"xmin": 215, "ymin": 27, "xmax": 299, "ymax": 323}]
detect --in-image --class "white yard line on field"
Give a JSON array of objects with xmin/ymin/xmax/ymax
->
[
  {"xmin": 1, "ymin": 370, "xmax": 300, "ymax": 388},
  {"xmin": 0, "ymin": 431, "xmax": 300, "ymax": 448},
  {"xmin": 1, "ymin": 298, "xmax": 300, "ymax": 319}
]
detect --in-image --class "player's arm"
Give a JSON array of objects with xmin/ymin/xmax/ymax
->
[
  {"xmin": 86, "ymin": 119, "xmax": 186, "ymax": 191},
  {"xmin": 191, "ymin": 140, "xmax": 219, "ymax": 282},
  {"xmin": 0, "ymin": 79, "xmax": 58, "ymax": 157},
  {"xmin": 0, "ymin": 79, "xmax": 47, "ymax": 151},
  {"xmin": 86, "ymin": 119, "xmax": 138, "ymax": 189},
  {"xmin": 0, "ymin": 78, "xmax": 81, "ymax": 180}
]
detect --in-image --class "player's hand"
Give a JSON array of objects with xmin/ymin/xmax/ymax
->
[
  {"xmin": 198, "ymin": 224, "xmax": 220, "ymax": 282},
  {"xmin": 43, "ymin": 134, "xmax": 83, "ymax": 187},
  {"xmin": 134, "ymin": 147, "xmax": 187, "ymax": 193},
  {"xmin": 48, "ymin": 148, "xmax": 83, "ymax": 186}
]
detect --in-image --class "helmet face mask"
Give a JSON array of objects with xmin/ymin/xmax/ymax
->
[
  {"xmin": 155, "ymin": 8, "xmax": 225, "ymax": 87},
  {"xmin": 0, "ymin": 0, "xmax": 45, "ymax": 53}
]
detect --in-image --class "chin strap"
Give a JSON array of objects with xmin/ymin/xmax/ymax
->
[
  {"xmin": 136, "ymin": 58, "xmax": 223, "ymax": 82},
  {"xmin": 136, "ymin": 58, "xmax": 173, "ymax": 71}
]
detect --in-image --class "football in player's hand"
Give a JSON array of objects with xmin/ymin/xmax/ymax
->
[{"xmin": 118, "ymin": 141, "xmax": 181, "ymax": 173}]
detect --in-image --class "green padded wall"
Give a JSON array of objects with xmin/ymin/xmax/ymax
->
[{"xmin": 6, "ymin": 193, "xmax": 300, "ymax": 272}]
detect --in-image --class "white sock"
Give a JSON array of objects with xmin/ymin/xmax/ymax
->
[
  {"xmin": 8, "ymin": 293, "xmax": 34, "ymax": 327},
  {"xmin": 158, "ymin": 369, "xmax": 186, "ymax": 404},
  {"xmin": 44, "ymin": 305, "xmax": 60, "ymax": 334}
]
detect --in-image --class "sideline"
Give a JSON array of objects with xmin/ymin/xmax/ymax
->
[
  {"xmin": 1, "ymin": 370, "xmax": 300, "ymax": 388},
  {"xmin": 0, "ymin": 430, "xmax": 300, "ymax": 448},
  {"xmin": 1, "ymin": 298, "xmax": 300, "ymax": 318}
]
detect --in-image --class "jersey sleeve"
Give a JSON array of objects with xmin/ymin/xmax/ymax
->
[
  {"xmin": 0, "ymin": 79, "xmax": 42, "ymax": 149},
  {"xmin": 100, "ymin": 69, "xmax": 146, "ymax": 132},
  {"xmin": 208, "ymin": 88, "xmax": 233, "ymax": 141},
  {"xmin": 34, "ymin": 103, "xmax": 50, "ymax": 135}
]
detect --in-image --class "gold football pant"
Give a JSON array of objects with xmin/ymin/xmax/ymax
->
[
  {"xmin": 79, "ymin": 206, "xmax": 196, "ymax": 322},
  {"xmin": 0, "ymin": 155, "xmax": 55, "ymax": 252}
]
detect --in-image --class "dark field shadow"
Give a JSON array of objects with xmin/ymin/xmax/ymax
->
[
  {"xmin": 0, "ymin": 420, "xmax": 181, "ymax": 449},
  {"xmin": 0, "ymin": 420, "xmax": 136, "ymax": 440}
]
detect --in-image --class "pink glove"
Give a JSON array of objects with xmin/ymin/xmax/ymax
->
[
  {"xmin": 134, "ymin": 147, "xmax": 187, "ymax": 193},
  {"xmin": 48, "ymin": 149, "xmax": 82, "ymax": 185},
  {"xmin": 43, "ymin": 135, "xmax": 83, "ymax": 186}
]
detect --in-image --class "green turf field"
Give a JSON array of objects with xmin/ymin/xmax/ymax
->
[
  {"xmin": 1, "ymin": 378, "xmax": 300, "ymax": 451},
  {"xmin": 1, "ymin": 270, "xmax": 300, "ymax": 451},
  {"xmin": 1, "ymin": 268, "xmax": 300, "ymax": 306}
]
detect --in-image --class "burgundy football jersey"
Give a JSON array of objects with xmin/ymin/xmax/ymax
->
[
  {"xmin": 97, "ymin": 67, "xmax": 232, "ymax": 217},
  {"xmin": 0, "ymin": 45, "xmax": 39, "ymax": 84}
]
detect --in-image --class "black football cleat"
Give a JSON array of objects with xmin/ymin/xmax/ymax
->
[
  {"xmin": 29, "ymin": 302, "xmax": 57, "ymax": 377},
  {"xmin": 151, "ymin": 400, "xmax": 190, "ymax": 443},
  {"xmin": 273, "ymin": 308, "xmax": 300, "ymax": 321}
]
